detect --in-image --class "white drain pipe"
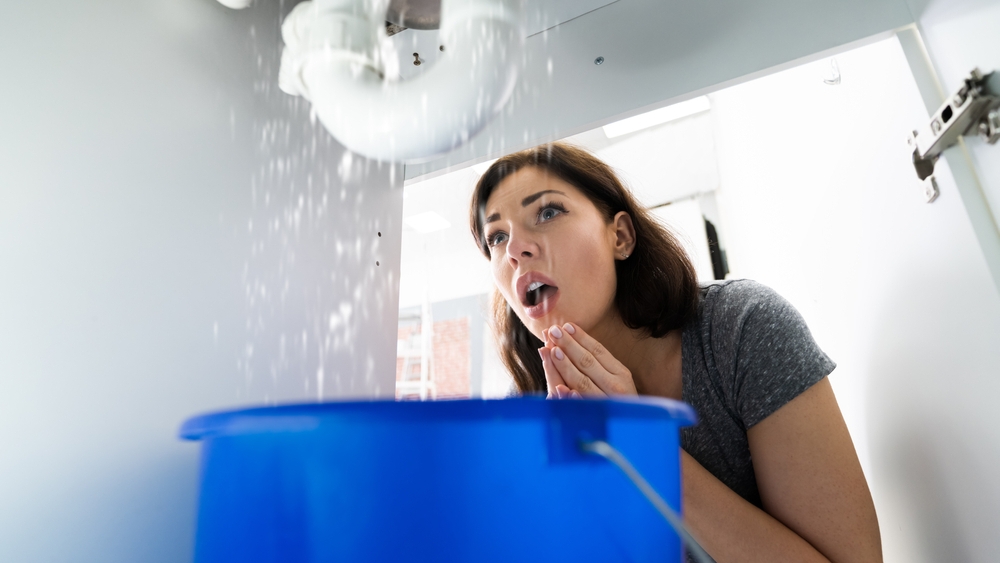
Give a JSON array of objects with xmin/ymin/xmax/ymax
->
[
  {"xmin": 272, "ymin": 0, "xmax": 523, "ymax": 163},
  {"xmin": 217, "ymin": 0, "xmax": 253, "ymax": 8}
]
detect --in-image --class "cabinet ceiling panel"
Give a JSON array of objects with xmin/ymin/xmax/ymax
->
[{"xmin": 405, "ymin": 0, "xmax": 914, "ymax": 180}]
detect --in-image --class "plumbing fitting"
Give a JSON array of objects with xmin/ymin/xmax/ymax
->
[{"xmin": 277, "ymin": 0, "xmax": 524, "ymax": 162}]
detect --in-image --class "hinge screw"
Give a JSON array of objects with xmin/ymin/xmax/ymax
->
[
  {"xmin": 980, "ymin": 110, "xmax": 1000, "ymax": 144},
  {"xmin": 924, "ymin": 176, "xmax": 940, "ymax": 203}
]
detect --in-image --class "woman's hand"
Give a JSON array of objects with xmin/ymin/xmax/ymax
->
[{"xmin": 537, "ymin": 322, "xmax": 638, "ymax": 398}]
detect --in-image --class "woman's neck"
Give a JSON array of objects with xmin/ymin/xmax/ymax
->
[{"xmin": 588, "ymin": 312, "xmax": 684, "ymax": 400}]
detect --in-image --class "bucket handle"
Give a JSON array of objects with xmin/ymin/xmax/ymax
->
[{"xmin": 581, "ymin": 439, "xmax": 716, "ymax": 563}]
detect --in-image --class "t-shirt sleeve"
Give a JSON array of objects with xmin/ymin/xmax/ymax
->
[{"xmin": 707, "ymin": 280, "xmax": 835, "ymax": 429}]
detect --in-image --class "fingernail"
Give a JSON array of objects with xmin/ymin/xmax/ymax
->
[
  {"xmin": 555, "ymin": 386, "xmax": 565, "ymax": 399},
  {"xmin": 563, "ymin": 323, "xmax": 575, "ymax": 335},
  {"xmin": 538, "ymin": 348, "xmax": 545, "ymax": 361},
  {"xmin": 571, "ymin": 390, "xmax": 582, "ymax": 399},
  {"xmin": 553, "ymin": 347, "xmax": 565, "ymax": 361},
  {"xmin": 542, "ymin": 329, "xmax": 548, "ymax": 342},
  {"xmin": 550, "ymin": 325, "xmax": 563, "ymax": 339}
]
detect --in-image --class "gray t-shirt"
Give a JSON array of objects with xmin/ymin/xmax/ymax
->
[{"xmin": 681, "ymin": 279, "xmax": 835, "ymax": 509}]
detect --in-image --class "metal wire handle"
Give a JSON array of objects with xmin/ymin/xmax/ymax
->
[{"xmin": 580, "ymin": 439, "xmax": 716, "ymax": 563}]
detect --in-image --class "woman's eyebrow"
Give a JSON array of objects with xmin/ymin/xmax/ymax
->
[
  {"xmin": 484, "ymin": 189, "xmax": 566, "ymax": 224},
  {"xmin": 521, "ymin": 189, "xmax": 565, "ymax": 206}
]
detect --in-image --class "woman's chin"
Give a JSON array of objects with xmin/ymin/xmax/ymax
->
[
  {"xmin": 515, "ymin": 293, "xmax": 568, "ymax": 339},
  {"xmin": 528, "ymin": 314, "xmax": 566, "ymax": 340}
]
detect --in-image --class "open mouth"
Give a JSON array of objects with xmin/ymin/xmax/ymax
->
[{"xmin": 524, "ymin": 281, "xmax": 558, "ymax": 308}]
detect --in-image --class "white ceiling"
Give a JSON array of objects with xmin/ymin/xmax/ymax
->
[
  {"xmin": 386, "ymin": 0, "xmax": 619, "ymax": 81},
  {"xmin": 404, "ymin": 0, "xmax": 914, "ymax": 181}
]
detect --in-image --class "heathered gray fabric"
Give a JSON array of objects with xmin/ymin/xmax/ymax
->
[{"xmin": 680, "ymin": 279, "xmax": 836, "ymax": 509}]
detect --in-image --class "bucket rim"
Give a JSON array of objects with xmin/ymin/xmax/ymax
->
[{"xmin": 179, "ymin": 396, "xmax": 697, "ymax": 441}]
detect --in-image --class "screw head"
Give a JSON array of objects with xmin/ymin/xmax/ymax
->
[
  {"xmin": 594, "ymin": 56, "xmax": 605, "ymax": 65},
  {"xmin": 924, "ymin": 176, "xmax": 940, "ymax": 203}
]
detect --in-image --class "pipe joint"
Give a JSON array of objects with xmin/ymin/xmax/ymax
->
[
  {"xmin": 279, "ymin": 0, "xmax": 525, "ymax": 162},
  {"xmin": 280, "ymin": 1, "xmax": 385, "ymax": 99}
]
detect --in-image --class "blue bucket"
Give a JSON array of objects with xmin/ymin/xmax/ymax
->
[{"xmin": 180, "ymin": 397, "xmax": 696, "ymax": 563}]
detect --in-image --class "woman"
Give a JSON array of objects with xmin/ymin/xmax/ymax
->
[{"xmin": 469, "ymin": 143, "xmax": 882, "ymax": 563}]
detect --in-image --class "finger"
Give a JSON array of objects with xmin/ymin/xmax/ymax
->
[
  {"xmin": 560, "ymin": 323, "xmax": 629, "ymax": 375},
  {"xmin": 549, "ymin": 345, "xmax": 606, "ymax": 397},
  {"xmin": 555, "ymin": 385, "xmax": 582, "ymax": 400},
  {"xmin": 548, "ymin": 323, "xmax": 629, "ymax": 393},
  {"xmin": 539, "ymin": 347, "xmax": 566, "ymax": 398}
]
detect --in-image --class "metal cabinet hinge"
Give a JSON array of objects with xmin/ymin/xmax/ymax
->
[{"xmin": 908, "ymin": 68, "xmax": 1000, "ymax": 202}]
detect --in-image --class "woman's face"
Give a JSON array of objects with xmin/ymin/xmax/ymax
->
[{"xmin": 482, "ymin": 166, "xmax": 623, "ymax": 339}]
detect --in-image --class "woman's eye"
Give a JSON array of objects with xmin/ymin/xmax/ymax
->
[
  {"xmin": 487, "ymin": 232, "xmax": 508, "ymax": 247},
  {"xmin": 538, "ymin": 204, "xmax": 565, "ymax": 222}
]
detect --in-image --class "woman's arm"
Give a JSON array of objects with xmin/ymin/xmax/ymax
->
[
  {"xmin": 537, "ymin": 323, "xmax": 881, "ymax": 561},
  {"xmin": 683, "ymin": 377, "xmax": 882, "ymax": 563}
]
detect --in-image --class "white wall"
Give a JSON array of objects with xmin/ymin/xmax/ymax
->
[
  {"xmin": 0, "ymin": 1, "xmax": 402, "ymax": 562},
  {"xmin": 564, "ymin": 111, "xmax": 720, "ymax": 208},
  {"xmin": 710, "ymin": 37, "xmax": 1000, "ymax": 563},
  {"xmin": 650, "ymin": 200, "xmax": 716, "ymax": 283},
  {"xmin": 399, "ymin": 167, "xmax": 492, "ymax": 308}
]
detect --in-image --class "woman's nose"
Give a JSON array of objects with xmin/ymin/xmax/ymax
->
[{"xmin": 505, "ymin": 229, "xmax": 538, "ymax": 266}]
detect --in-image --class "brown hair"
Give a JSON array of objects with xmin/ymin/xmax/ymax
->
[{"xmin": 469, "ymin": 143, "xmax": 700, "ymax": 395}]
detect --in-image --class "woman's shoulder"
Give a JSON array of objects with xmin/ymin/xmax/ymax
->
[
  {"xmin": 696, "ymin": 278, "xmax": 817, "ymax": 355},
  {"xmin": 697, "ymin": 279, "xmax": 790, "ymax": 327},
  {"xmin": 691, "ymin": 279, "xmax": 835, "ymax": 428},
  {"xmin": 700, "ymin": 278, "xmax": 781, "ymax": 301}
]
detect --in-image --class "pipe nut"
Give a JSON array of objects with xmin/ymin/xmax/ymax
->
[{"xmin": 280, "ymin": 1, "xmax": 382, "ymax": 99}]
